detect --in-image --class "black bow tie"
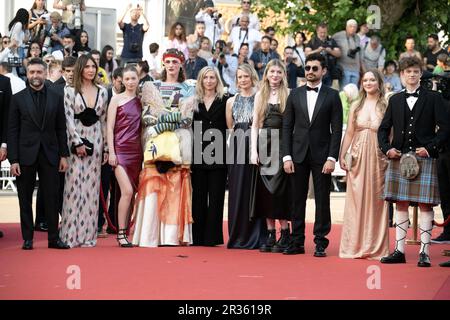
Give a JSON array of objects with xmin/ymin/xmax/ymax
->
[
  {"xmin": 306, "ymin": 86, "xmax": 318, "ymax": 92},
  {"xmin": 405, "ymin": 91, "xmax": 419, "ymax": 98}
]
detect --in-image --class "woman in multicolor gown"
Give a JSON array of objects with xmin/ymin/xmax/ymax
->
[{"xmin": 133, "ymin": 48, "xmax": 195, "ymax": 247}]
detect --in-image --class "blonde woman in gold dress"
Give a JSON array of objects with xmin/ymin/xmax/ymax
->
[{"xmin": 339, "ymin": 69, "xmax": 389, "ymax": 259}]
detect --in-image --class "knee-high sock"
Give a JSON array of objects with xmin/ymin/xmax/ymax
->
[
  {"xmin": 395, "ymin": 211, "xmax": 409, "ymax": 253},
  {"xmin": 419, "ymin": 211, "xmax": 434, "ymax": 255}
]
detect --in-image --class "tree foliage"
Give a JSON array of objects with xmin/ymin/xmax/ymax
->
[{"xmin": 255, "ymin": 0, "xmax": 450, "ymax": 60}]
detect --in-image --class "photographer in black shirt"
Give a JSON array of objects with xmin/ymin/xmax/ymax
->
[{"xmin": 305, "ymin": 22, "xmax": 341, "ymax": 87}]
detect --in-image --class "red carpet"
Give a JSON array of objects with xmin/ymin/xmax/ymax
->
[{"xmin": 0, "ymin": 222, "xmax": 449, "ymax": 300}]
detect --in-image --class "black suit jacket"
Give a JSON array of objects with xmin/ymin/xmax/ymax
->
[
  {"xmin": 7, "ymin": 84, "xmax": 69, "ymax": 166},
  {"xmin": 192, "ymin": 95, "xmax": 229, "ymax": 170},
  {"xmin": 0, "ymin": 75, "xmax": 12, "ymax": 145},
  {"xmin": 378, "ymin": 89, "xmax": 449, "ymax": 158},
  {"xmin": 282, "ymin": 85, "xmax": 343, "ymax": 164}
]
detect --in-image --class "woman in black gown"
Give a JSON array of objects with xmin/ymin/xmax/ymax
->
[
  {"xmin": 225, "ymin": 64, "xmax": 267, "ymax": 249},
  {"xmin": 251, "ymin": 59, "xmax": 291, "ymax": 253}
]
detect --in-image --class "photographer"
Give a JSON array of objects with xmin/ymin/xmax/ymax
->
[
  {"xmin": 250, "ymin": 35, "xmax": 280, "ymax": 79},
  {"xmin": 51, "ymin": 34, "xmax": 78, "ymax": 60},
  {"xmin": 42, "ymin": 11, "xmax": 70, "ymax": 55},
  {"xmin": 229, "ymin": 14, "xmax": 261, "ymax": 57},
  {"xmin": 195, "ymin": 0, "xmax": 224, "ymax": 48},
  {"xmin": 332, "ymin": 19, "xmax": 362, "ymax": 89},
  {"xmin": 118, "ymin": 3, "xmax": 149, "ymax": 66},
  {"xmin": 305, "ymin": 22, "xmax": 341, "ymax": 87},
  {"xmin": 284, "ymin": 46, "xmax": 305, "ymax": 89},
  {"xmin": 53, "ymin": 0, "xmax": 86, "ymax": 33},
  {"xmin": 231, "ymin": 0, "xmax": 260, "ymax": 31},
  {"xmin": 209, "ymin": 40, "xmax": 237, "ymax": 94}
]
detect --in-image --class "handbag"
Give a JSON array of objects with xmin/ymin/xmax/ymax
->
[
  {"xmin": 344, "ymin": 152, "xmax": 354, "ymax": 171},
  {"xmin": 144, "ymin": 131, "xmax": 182, "ymax": 164},
  {"xmin": 71, "ymin": 137, "xmax": 94, "ymax": 156},
  {"xmin": 399, "ymin": 152, "xmax": 420, "ymax": 180}
]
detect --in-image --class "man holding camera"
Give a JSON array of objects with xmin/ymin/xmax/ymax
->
[
  {"xmin": 250, "ymin": 35, "xmax": 280, "ymax": 79},
  {"xmin": 305, "ymin": 22, "xmax": 341, "ymax": 87},
  {"xmin": 332, "ymin": 19, "xmax": 362, "ymax": 89},
  {"xmin": 284, "ymin": 46, "xmax": 305, "ymax": 89},
  {"xmin": 229, "ymin": 14, "xmax": 261, "ymax": 58},
  {"xmin": 51, "ymin": 34, "xmax": 78, "ymax": 61},
  {"xmin": 209, "ymin": 40, "xmax": 238, "ymax": 94},
  {"xmin": 195, "ymin": 0, "xmax": 224, "ymax": 49},
  {"xmin": 118, "ymin": 4, "xmax": 149, "ymax": 67}
]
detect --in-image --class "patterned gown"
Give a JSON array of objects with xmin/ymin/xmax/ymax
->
[{"xmin": 60, "ymin": 85, "xmax": 108, "ymax": 248}]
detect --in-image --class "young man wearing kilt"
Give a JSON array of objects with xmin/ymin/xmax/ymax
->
[{"xmin": 377, "ymin": 56, "xmax": 449, "ymax": 267}]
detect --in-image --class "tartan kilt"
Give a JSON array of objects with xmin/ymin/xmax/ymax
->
[{"xmin": 383, "ymin": 157, "xmax": 440, "ymax": 205}]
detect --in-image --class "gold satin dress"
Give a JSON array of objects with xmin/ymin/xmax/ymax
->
[{"xmin": 339, "ymin": 116, "xmax": 390, "ymax": 260}]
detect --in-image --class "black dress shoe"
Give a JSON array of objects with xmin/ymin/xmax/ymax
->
[
  {"xmin": 48, "ymin": 239, "xmax": 70, "ymax": 249},
  {"xmin": 0, "ymin": 230, "xmax": 3, "ymax": 238},
  {"xmin": 380, "ymin": 249, "xmax": 406, "ymax": 264},
  {"xmin": 314, "ymin": 246, "xmax": 327, "ymax": 257},
  {"xmin": 417, "ymin": 252, "xmax": 431, "ymax": 267},
  {"xmin": 22, "ymin": 240, "xmax": 33, "ymax": 250},
  {"xmin": 283, "ymin": 243, "xmax": 305, "ymax": 255},
  {"xmin": 439, "ymin": 260, "xmax": 450, "ymax": 267},
  {"xmin": 34, "ymin": 222, "xmax": 48, "ymax": 232}
]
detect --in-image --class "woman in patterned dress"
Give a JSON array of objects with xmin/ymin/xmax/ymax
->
[{"xmin": 60, "ymin": 54, "xmax": 108, "ymax": 248}]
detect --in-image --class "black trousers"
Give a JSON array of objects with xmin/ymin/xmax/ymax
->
[
  {"xmin": 16, "ymin": 149, "xmax": 60, "ymax": 242},
  {"xmin": 35, "ymin": 172, "xmax": 64, "ymax": 224},
  {"xmin": 98, "ymin": 163, "xmax": 117, "ymax": 229},
  {"xmin": 290, "ymin": 151, "xmax": 332, "ymax": 248},
  {"xmin": 437, "ymin": 150, "xmax": 450, "ymax": 235},
  {"xmin": 191, "ymin": 167, "xmax": 228, "ymax": 246}
]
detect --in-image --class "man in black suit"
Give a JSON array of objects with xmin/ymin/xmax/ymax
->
[
  {"xmin": 378, "ymin": 56, "xmax": 449, "ymax": 267},
  {"xmin": 282, "ymin": 53, "xmax": 343, "ymax": 257},
  {"xmin": 35, "ymin": 56, "xmax": 77, "ymax": 231},
  {"xmin": 0, "ymin": 73, "xmax": 12, "ymax": 239},
  {"xmin": 7, "ymin": 58, "xmax": 70, "ymax": 250}
]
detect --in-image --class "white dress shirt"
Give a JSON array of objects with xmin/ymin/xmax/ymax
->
[
  {"xmin": 405, "ymin": 86, "xmax": 420, "ymax": 111},
  {"xmin": 283, "ymin": 82, "xmax": 336, "ymax": 163},
  {"xmin": 229, "ymin": 26, "xmax": 262, "ymax": 57}
]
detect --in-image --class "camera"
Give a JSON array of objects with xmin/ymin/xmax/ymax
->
[
  {"xmin": 347, "ymin": 47, "xmax": 360, "ymax": 59},
  {"xmin": 210, "ymin": 11, "xmax": 222, "ymax": 22},
  {"xmin": 421, "ymin": 71, "xmax": 450, "ymax": 100},
  {"xmin": 130, "ymin": 43, "xmax": 140, "ymax": 53}
]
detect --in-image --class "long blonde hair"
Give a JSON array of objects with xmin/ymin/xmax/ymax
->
[
  {"xmin": 195, "ymin": 66, "xmax": 225, "ymax": 103},
  {"xmin": 352, "ymin": 69, "xmax": 387, "ymax": 123},
  {"xmin": 255, "ymin": 59, "xmax": 289, "ymax": 126}
]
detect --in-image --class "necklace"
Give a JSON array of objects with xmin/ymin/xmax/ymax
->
[{"xmin": 270, "ymin": 86, "xmax": 279, "ymax": 96}]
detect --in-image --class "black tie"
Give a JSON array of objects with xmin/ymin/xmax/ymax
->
[
  {"xmin": 306, "ymin": 86, "xmax": 318, "ymax": 92},
  {"xmin": 34, "ymin": 90, "xmax": 44, "ymax": 125},
  {"xmin": 405, "ymin": 91, "xmax": 419, "ymax": 98}
]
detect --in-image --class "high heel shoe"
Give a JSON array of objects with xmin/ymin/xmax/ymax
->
[{"xmin": 117, "ymin": 229, "xmax": 133, "ymax": 248}]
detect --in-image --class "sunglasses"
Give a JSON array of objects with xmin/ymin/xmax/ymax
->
[
  {"xmin": 305, "ymin": 65, "xmax": 320, "ymax": 72},
  {"xmin": 242, "ymin": 1, "xmax": 251, "ymax": 4},
  {"xmin": 2, "ymin": 41, "xmax": 9, "ymax": 44}
]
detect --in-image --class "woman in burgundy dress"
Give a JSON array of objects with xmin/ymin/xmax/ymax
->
[{"xmin": 107, "ymin": 65, "xmax": 143, "ymax": 247}]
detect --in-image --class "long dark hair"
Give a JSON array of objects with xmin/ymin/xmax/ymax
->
[
  {"xmin": 168, "ymin": 22, "xmax": 187, "ymax": 42},
  {"xmin": 73, "ymin": 54, "xmax": 98, "ymax": 95},
  {"xmin": 9, "ymin": 8, "xmax": 30, "ymax": 31},
  {"xmin": 100, "ymin": 45, "xmax": 114, "ymax": 71}
]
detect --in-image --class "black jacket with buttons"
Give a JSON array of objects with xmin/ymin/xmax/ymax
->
[
  {"xmin": 378, "ymin": 89, "xmax": 449, "ymax": 158},
  {"xmin": 192, "ymin": 95, "xmax": 230, "ymax": 170}
]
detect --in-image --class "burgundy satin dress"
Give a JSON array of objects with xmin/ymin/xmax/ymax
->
[{"xmin": 114, "ymin": 97, "xmax": 143, "ymax": 190}]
